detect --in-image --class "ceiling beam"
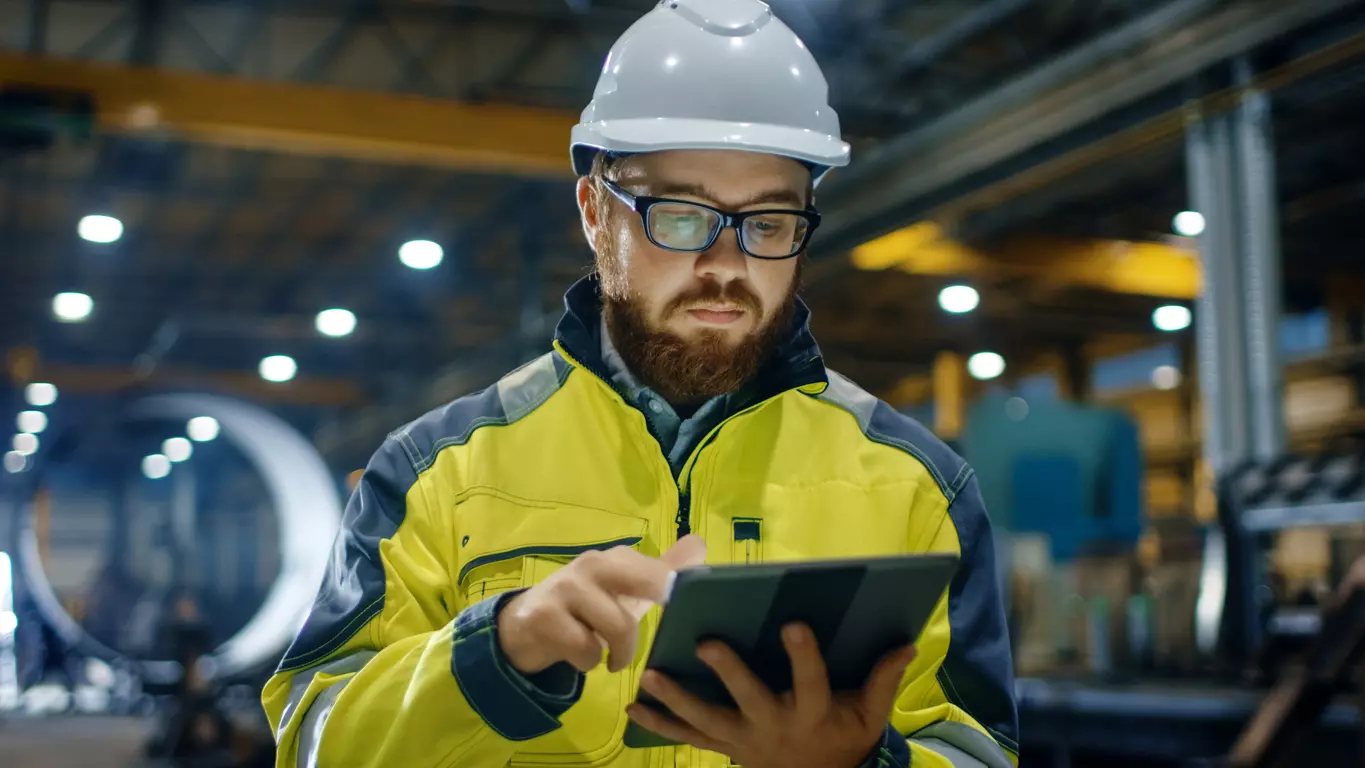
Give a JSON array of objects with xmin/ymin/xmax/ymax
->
[
  {"xmin": 818, "ymin": 0, "xmax": 1358, "ymax": 250},
  {"xmin": 0, "ymin": 50, "xmax": 579, "ymax": 176},
  {"xmin": 850, "ymin": 224, "xmax": 1201, "ymax": 300},
  {"xmin": 8, "ymin": 358, "xmax": 369, "ymax": 407}
]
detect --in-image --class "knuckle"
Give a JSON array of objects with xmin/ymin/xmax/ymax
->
[
  {"xmin": 575, "ymin": 548, "xmax": 606, "ymax": 567},
  {"xmin": 519, "ymin": 600, "xmax": 555, "ymax": 630}
]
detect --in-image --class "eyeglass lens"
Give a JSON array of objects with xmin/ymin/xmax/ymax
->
[{"xmin": 647, "ymin": 202, "xmax": 808, "ymax": 258}]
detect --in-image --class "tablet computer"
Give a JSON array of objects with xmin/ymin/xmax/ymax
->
[{"xmin": 623, "ymin": 552, "xmax": 960, "ymax": 749}]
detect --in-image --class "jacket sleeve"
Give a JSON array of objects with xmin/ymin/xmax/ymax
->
[
  {"xmin": 261, "ymin": 437, "xmax": 584, "ymax": 767},
  {"xmin": 869, "ymin": 470, "xmax": 1020, "ymax": 768}
]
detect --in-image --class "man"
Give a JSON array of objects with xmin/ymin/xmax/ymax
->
[{"xmin": 263, "ymin": 1, "xmax": 1018, "ymax": 766}]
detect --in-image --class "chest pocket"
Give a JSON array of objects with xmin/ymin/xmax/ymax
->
[
  {"xmin": 453, "ymin": 487, "xmax": 650, "ymax": 766},
  {"xmin": 699, "ymin": 479, "xmax": 918, "ymax": 565}
]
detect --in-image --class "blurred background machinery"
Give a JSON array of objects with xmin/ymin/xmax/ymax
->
[{"xmin": 5, "ymin": 0, "xmax": 1365, "ymax": 765}]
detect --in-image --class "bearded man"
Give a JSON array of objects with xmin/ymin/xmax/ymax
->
[{"xmin": 264, "ymin": 2, "xmax": 1018, "ymax": 766}]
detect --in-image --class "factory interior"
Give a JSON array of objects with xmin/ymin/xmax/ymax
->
[{"xmin": 4, "ymin": 0, "xmax": 1365, "ymax": 765}]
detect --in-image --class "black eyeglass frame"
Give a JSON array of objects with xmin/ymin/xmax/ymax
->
[{"xmin": 601, "ymin": 179, "xmax": 821, "ymax": 260}]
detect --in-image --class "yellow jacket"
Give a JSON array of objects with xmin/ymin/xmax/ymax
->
[{"xmin": 263, "ymin": 278, "xmax": 1018, "ymax": 767}]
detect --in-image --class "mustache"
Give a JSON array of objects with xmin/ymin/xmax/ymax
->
[{"xmin": 664, "ymin": 281, "xmax": 762, "ymax": 316}]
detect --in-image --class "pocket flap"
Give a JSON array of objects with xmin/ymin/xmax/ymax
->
[{"xmin": 455, "ymin": 486, "xmax": 648, "ymax": 587}]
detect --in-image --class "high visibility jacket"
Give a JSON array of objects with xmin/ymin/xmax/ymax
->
[{"xmin": 263, "ymin": 278, "xmax": 1019, "ymax": 768}]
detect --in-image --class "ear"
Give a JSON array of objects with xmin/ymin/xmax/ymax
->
[{"xmin": 576, "ymin": 176, "xmax": 599, "ymax": 248}]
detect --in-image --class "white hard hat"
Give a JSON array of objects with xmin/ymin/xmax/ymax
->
[{"xmin": 571, "ymin": 0, "xmax": 850, "ymax": 185}]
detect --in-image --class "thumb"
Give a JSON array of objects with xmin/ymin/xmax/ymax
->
[
  {"xmin": 661, "ymin": 534, "xmax": 708, "ymax": 570},
  {"xmin": 860, "ymin": 645, "xmax": 916, "ymax": 720}
]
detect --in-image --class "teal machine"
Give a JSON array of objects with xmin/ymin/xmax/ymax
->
[
  {"xmin": 959, "ymin": 395, "xmax": 1147, "ymax": 679},
  {"xmin": 961, "ymin": 395, "xmax": 1145, "ymax": 563}
]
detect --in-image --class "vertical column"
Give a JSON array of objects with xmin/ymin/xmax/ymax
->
[
  {"xmin": 1059, "ymin": 343, "xmax": 1092, "ymax": 402},
  {"xmin": 26, "ymin": 0, "xmax": 49, "ymax": 53},
  {"xmin": 520, "ymin": 182, "xmax": 545, "ymax": 363},
  {"xmin": 129, "ymin": 0, "xmax": 168, "ymax": 66},
  {"xmin": 1234, "ymin": 65, "xmax": 1287, "ymax": 460},
  {"xmin": 932, "ymin": 351, "xmax": 967, "ymax": 440},
  {"xmin": 1187, "ymin": 111, "xmax": 1251, "ymax": 474}
]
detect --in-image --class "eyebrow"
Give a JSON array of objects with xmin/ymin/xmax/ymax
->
[{"xmin": 646, "ymin": 181, "xmax": 806, "ymax": 210}]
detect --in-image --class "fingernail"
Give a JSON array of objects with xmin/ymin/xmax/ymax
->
[{"xmin": 783, "ymin": 624, "xmax": 805, "ymax": 645}]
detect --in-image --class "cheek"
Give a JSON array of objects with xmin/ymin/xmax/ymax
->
[
  {"xmin": 750, "ymin": 261, "xmax": 798, "ymax": 314},
  {"xmin": 622, "ymin": 238, "xmax": 696, "ymax": 311}
]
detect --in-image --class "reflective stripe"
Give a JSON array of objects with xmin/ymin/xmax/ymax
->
[
  {"xmin": 497, "ymin": 353, "xmax": 561, "ymax": 424},
  {"xmin": 297, "ymin": 681, "xmax": 346, "ymax": 768},
  {"xmin": 817, "ymin": 369, "xmax": 877, "ymax": 433},
  {"xmin": 278, "ymin": 651, "xmax": 376, "ymax": 741},
  {"xmin": 910, "ymin": 722, "xmax": 1014, "ymax": 768}
]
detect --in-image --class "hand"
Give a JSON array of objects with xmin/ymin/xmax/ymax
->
[
  {"xmin": 498, "ymin": 535, "xmax": 707, "ymax": 675},
  {"xmin": 626, "ymin": 623, "xmax": 915, "ymax": 768}
]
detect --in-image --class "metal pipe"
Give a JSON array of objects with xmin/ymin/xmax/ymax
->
[
  {"xmin": 821, "ymin": 0, "xmax": 1356, "ymax": 247},
  {"xmin": 1234, "ymin": 62, "xmax": 1288, "ymax": 461},
  {"xmin": 828, "ymin": 0, "xmax": 1222, "ymax": 192},
  {"xmin": 1188, "ymin": 111, "xmax": 1251, "ymax": 473},
  {"xmin": 860, "ymin": 0, "xmax": 1033, "ymax": 102}
]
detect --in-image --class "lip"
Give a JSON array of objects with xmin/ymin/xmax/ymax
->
[{"xmin": 686, "ymin": 307, "xmax": 747, "ymax": 325}]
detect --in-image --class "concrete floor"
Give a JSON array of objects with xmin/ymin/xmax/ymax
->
[{"xmin": 0, "ymin": 715, "xmax": 154, "ymax": 768}]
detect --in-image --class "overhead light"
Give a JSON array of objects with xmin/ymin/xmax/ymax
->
[
  {"xmin": 78, "ymin": 214, "xmax": 124, "ymax": 244},
  {"xmin": 163, "ymin": 437, "xmax": 193, "ymax": 463},
  {"xmin": 316, "ymin": 308, "xmax": 357, "ymax": 338},
  {"xmin": 399, "ymin": 239, "xmax": 443, "ymax": 270},
  {"xmin": 1152, "ymin": 365, "xmax": 1183, "ymax": 391},
  {"xmin": 938, "ymin": 285, "xmax": 980, "ymax": 314},
  {"xmin": 25, "ymin": 383, "xmax": 58, "ymax": 407},
  {"xmin": 17, "ymin": 411, "xmax": 47, "ymax": 435},
  {"xmin": 1173, "ymin": 211, "xmax": 1205, "ymax": 237},
  {"xmin": 53, "ymin": 292, "xmax": 94, "ymax": 323},
  {"xmin": 3, "ymin": 451, "xmax": 26, "ymax": 474},
  {"xmin": 1153, "ymin": 305, "xmax": 1192, "ymax": 332},
  {"xmin": 142, "ymin": 454, "xmax": 171, "ymax": 480},
  {"xmin": 968, "ymin": 352, "xmax": 1006, "ymax": 381},
  {"xmin": 187, "ymin": 416, "xmax": 220, "ymax": 442},
  {"xmin": 259, "ymin": 355, "xmax": 298, "ymax": 383},
  {"xmin": 12, "ymin": 433, "xmax": 38, "ymax": 456}
]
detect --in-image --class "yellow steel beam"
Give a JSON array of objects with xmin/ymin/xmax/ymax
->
[
  {"xmin": 15, "ymin": 360, "xmax": 367, "ymax": 407},
  {"xmin": 0, "ymin": 51, "xmax": 578, "ymax": 176},
  {"xmin": 851, "ymin": 222, "xmax": 1201, "ymax": 300}
]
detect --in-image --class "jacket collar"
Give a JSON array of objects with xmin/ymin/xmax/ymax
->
[{"xmin": 553, "ymin": 275, "xmax": 828, "ymax": 403}]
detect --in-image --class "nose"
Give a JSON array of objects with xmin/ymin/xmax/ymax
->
[{"xmin": 694, "ymin": 227, "xmax": 748, "ymax": 284}]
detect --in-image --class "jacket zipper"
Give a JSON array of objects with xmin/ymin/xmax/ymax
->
[
  {"xmin": 552, "ymin": 340, "xmax": 825, "ymax": 549},
  {"xmin": 675, "ymin": 494, "xmax": 691, "ymax": 538}
]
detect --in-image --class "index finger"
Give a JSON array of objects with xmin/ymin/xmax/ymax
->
[{"xmin": 575, "ymin": 546, "xmax": 677, "ymax": 603}]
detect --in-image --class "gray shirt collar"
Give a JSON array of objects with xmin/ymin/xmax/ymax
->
[{"xmin": 600, "ymin": 315, "xmax": 731, "ymax": 475}]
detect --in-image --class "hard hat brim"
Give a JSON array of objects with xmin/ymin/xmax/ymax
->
[{"xmin": 571, "ymin": 118, "xmax": 850, "ymax": 178}]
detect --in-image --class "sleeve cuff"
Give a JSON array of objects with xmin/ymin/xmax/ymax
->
[
  {"xmin": 859, "ymin": 723, "xmax": 912, "ymax": 768},
  {"xmin": 450, "ymin": 589, "xmax": 586, "ymax": 742}
]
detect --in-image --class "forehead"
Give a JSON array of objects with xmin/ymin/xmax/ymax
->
[{"xmin": 617, "ymin": 150, "xmax": 810, "ymax": 206}]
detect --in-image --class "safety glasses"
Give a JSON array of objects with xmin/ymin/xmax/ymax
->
[{"xmin": 602, "ymin": 180, "xmax": 819, "ymax": 260}]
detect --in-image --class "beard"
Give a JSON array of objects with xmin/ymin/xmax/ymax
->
[{"xmin": 595, "ymin": 224, "xmax": 800, "ymax": 408}]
